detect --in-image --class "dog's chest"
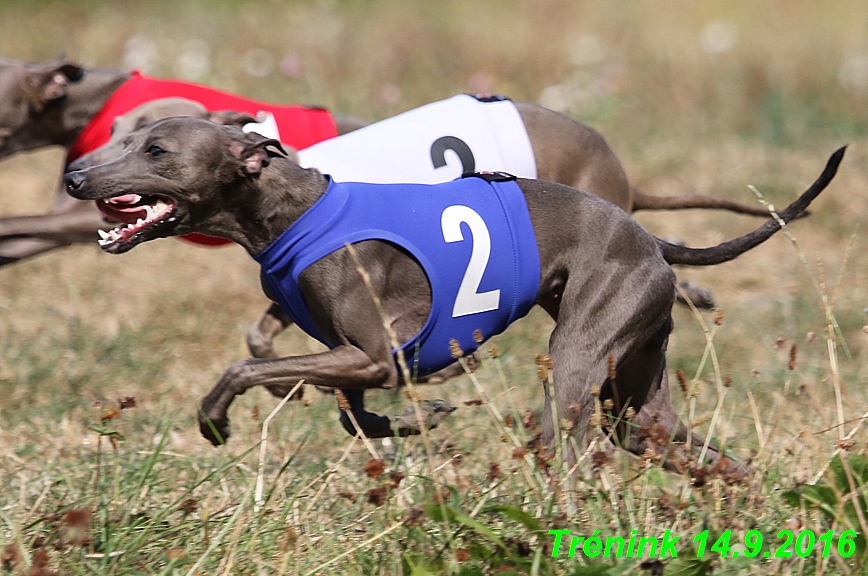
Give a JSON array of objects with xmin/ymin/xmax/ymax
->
[{"xmin": 255, "ymin": 175, "xmax": 541, "ymax": 375}]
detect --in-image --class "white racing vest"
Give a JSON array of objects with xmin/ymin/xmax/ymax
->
[{"xmin": 295, "ymin": 95, "xmax": 538, "ymax": 184}]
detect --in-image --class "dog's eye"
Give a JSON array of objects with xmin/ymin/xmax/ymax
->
[{"xmin": 147, "ymin": 145, "xmax": 165, "ymax": 157}]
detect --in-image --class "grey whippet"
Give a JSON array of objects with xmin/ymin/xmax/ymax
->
[
  {"xmin": 61, "ymin": 117, "xmax": 844, "ymax": 467},
  {"xmin": 69, "ymin": 97, "xmax": 745, "ymax": 457}
]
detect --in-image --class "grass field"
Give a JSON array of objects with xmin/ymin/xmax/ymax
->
[{"xmin": 1, "ymin": 1, "xmax": 867, "ymax": 574}]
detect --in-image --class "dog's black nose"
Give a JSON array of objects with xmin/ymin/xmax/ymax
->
[{"xmin": 63, "ymin": 170, "xmax": 86, "ymax": 192}]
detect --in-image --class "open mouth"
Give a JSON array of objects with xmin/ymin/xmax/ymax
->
[{"xmin": 95, "ymin": 193, "xmax": 176, "ymax": 251}]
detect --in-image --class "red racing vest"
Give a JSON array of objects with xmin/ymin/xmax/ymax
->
[{"xmin": 68, "ymin": 72, "xmax": 338, "ymax": 246}]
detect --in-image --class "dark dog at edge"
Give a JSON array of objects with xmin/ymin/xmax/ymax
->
[{"xmin": 62, "ymin": 117, "xmax": 844, "ymax": 467}]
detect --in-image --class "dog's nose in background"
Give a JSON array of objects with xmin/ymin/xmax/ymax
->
[{"xmin": 63, "ymin": 170, "xmax": 86, "ymax": 192}]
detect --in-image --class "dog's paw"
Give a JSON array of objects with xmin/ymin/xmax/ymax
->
[
  {"xmin": 676, "ymin": 281, "xmax": 716, "ymax": 309},
  {"xmin": 392, "ymin": 399, "xmax": 457, "ymax": 436},
  {"xmin": 198, "ymin": 408, "xmax": 231, "ymax": 446}
]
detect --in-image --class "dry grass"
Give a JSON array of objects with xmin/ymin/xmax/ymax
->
[{"xmin": 0, "ymin": 1, "xmax": 867, "ymax": 574}]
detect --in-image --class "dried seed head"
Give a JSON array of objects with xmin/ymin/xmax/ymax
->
[
  {"xmin": 488, "ymin": 343, "xmax": 501, "ymax": 358},
  {"xmin": 403, "ymin": 507, "xmax": 425, "ymax": 527},
  {"xmin": 472, "ymin": 329, "xmax": 484, "ymax": 344},
  {"xmin": 676, "ymin": 370, "xmax": 688, "ymax": 394},
  {"xmin": 590, "ymin": 413, "xmax": 601, "ymax": 427},
  {"xmin": 522, "ymin": 411, "xmax": 539, "ymax": 430},
  {"xmin": 100, "ymin": 407, "xmax": 119, "ymax": 422},
  {"xmin": 117, "ymin": 397, "xmax": 137, "ymax": 410},
  {"xmin": 835, "ymin": 438, "xmax": 856, "ymax": 451},
  {"xmin": 285, "ymin": 526, "xmax": 299, "ymax": 543},
  {"xmin": 364, "ymin": 458, "xmax": 386, "ymax": 479},
  {"xmin": 512, "ymin": 447, "xmax": 529, "ymax": 459},
  {"xmin": 789, "ymin": 344, "xmax": 797, "ymax": 371},
  {"xmin": 590, "ymin": 384, "xmax": 601, "ymax": 397},
  {"xmin": 178, "ymin": 498, "xmax": 197, "ymax": 516},
  {"xmin": 2, "ymin": 544, "xmax": 20, "ymax": 570},
  {"xmin": 535, "ymin": 354, "xmax": 549, "ymax": 381},
  {"xmin": 366, "ymin": 487, "xmax": 388, "ymax": 506},
  {"xmin": 723, "ymin": 374, "xmax": 732, "ymax": 388},
  {"xmin": 641, "ymin": 447, "xmax": 656, "ymax": 462},
  {"xmin": 591, "ymin": 450, "xmax": 610, "ymax": 469},
  {"xmin": 251, "ymin": 405, "xmax": 260, "ymax": 421},
  {"xmin": 625, "ymin": 407, "xmax": 636, "ymax": 420},
  {"xmin": 602, "ymin": 399, "xmax": 614, "ymax": 411},
  {"xmin": 389, "ymin": 470, "xmax": 406, "ymax": 488},
  {"xmin": 607, "ymin": 354, "xmax": 617, "ymax": 379},
  {"xmin": 449, "ymin": 338, "xmax": 463, "ymax": 359},
  {"xmin": 463, "ymin": 399, "xmax": 484, "ymax": 406},
  {"xmin": 464, "ymin": 354, "xmax": 477, "ymax": 372},
  {"xmin": 335, "ymin": 390, "xmax": 351, "ymax": 411},
  {"xmin": 487, "ymin": 462, "xmax": 504, "ymax": 481},
  {"xmin": 689, "ymin": 381, "xmax": 700, "ymax": 399},
  {"xmin": 504, "ymin": 413, "xmax": 514, "ymax": 427},
  {"xmin": 713, "ymin": 309, "xmax": 725, "ymax": 326},
  {"xmin": 62, "ymin": 508, "xmax": 92, "ymax": 547},
  {"xmin": 456, "ymin": 549, "xmax": 471, "ymax": 562}
]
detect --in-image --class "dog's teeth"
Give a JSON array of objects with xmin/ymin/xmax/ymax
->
[
  {"xmin": 98, "ymin": 229, "xmax": 110, "ymax": 240},
  {"xmin": 109, "ymin": 229, "xmax": 121, "ymax": 240},
  {"xmin": 144, "ymin": 205, "xmax": 156, "ymax": 221},
  {"xmin": 136, "ymin": 218, "xmax": 145, "ymax": 226},
  {"xmin": 155, "ymin": 199, "xmax": 168, "ymax": 213}
]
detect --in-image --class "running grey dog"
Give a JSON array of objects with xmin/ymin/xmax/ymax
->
[{"xmin": 61, "ymin": 117, "xmax": 844, "ymax": 465}]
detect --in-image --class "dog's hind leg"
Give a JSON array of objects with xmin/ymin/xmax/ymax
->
[
  {"xmin": 338, "ymin": 388, "xmax": 455, "ymax": 439},
  {"xmin": 542, "ymin": 265, "xmax": 675, "ymax": 468}
]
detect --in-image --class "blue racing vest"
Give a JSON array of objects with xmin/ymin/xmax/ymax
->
[{"xmin": 254, "ymin": 174, "xmax": 541, "ymax": 376}]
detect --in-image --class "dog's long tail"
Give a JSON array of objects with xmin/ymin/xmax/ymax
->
[
  {"xmin": 631, "ymin": 187, "xmax": 773, "ymax": 217},
  {"xmin": 656, "ymin": 146, "xmax": 845, "ymax": 267}
]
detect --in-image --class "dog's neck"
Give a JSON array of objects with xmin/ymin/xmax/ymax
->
[
  {"xmin": 201, "ymin": 159, "xmax": 330, "ymax": 255},
  {"xmin": 57, "ymin": 67, "xmax": 130, "ymax": 148}
]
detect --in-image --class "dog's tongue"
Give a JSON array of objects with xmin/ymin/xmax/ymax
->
[
  {"xmin": 97, "ymin": 194, "xmax": 148, "ymax": 223},
  {"xmin": 110, "ymin": 194, "xmax": 142, "ymax": 205}
]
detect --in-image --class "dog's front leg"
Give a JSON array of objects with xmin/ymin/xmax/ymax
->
[
  {"xmin": 246, "ymin": 302, "xmax": 292, "ymax": 360},
  {"xmin": 198, "ymin": 345, "xmax": 395, "ymax": 445}
]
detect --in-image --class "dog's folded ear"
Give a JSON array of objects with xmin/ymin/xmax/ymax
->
[
  {"xmin": 25, "ymin": 61, "xmax": 85, "ymax": 110},
  {"xmin": 209, "ymin": 110, "xmax": 259, "ymax": 129},
  {"xmin": 228, "ymin": 131, "xmax": 289, "ymax": 177}
]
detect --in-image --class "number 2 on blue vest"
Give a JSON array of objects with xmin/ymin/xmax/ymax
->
[{"xmin": 441, "ymin": 205, "xmax": 500, "ymax": 317}]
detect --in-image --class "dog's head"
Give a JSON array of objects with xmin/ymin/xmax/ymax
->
[
  {"xmin": 63, "ymin": 116, "xmax": 287, "ymax": 254},
  {"xmin": 0, "ymin": 58, "xmax": 84, "ymax": 157},
  {"xmin": 67, "ymin": 97, "xmax": 285, "ymax": 171}
]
